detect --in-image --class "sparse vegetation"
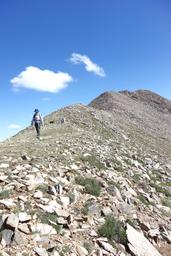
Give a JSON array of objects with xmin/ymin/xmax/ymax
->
[
  {"xmin": 13, "ymin": 202, "xmax": 21, "ymax": 213},
  {"xmin": 138, "ymin": 194, "xmax": 150, "ymax": 206},
  {"xmin": 39, "ymin": 212, "xmax": 57, "ymax": 223},
  {"xmin": 81, "ymin": 202, "xmax": 91, "ymax": 215},
  {"xmin": 0, "ymin": 190, "xmax": 10, "ymax": 199},
  {"xmin": 39, "ymin": 212, "xmax": 61, "ymax": 233},
  {"xmin": 115, "ymin": 166, "xmax": 125, "ymax": 172},
  {"xmin": 83, "ymin": 241, "xmax": 93, "ymax": 253},
  {"xmin": 150, "ymin": 183, "xmax": 171, "ymax": 197},
  {"xmin": 160, "ymin": 181, "xmax": 171, "ymax": 187},
  {"xmin": 24, "ymin": 201, "xmax": 34, "ymax": 214},
  {"xmin": 107, "ymin": 180, "xmax": 121, "ymax": 190},
  {"xmin": 36, "ymin": 184, "xmax": 49, "ymax": 193},
  {"xmin": 68, "ymin": 192, "xmax": 76, "ymax": 204},
  {"xmin": 132, "ymin": 173, "xmax": 141, "ymax": 183},
  {"xmin": 98, "ymin": 216, "xmax": 127, "ymax": 244},
  {"xmin": 149, "ymin": 172, "xmax": 163, "ymax": 182},
  {"xmin": 126, "ymin": 218, "xmax": 135, "ymax": 227},
  {"xmin": 161, "ymin": 198, "xmax": 171, "ymax": 208},
  {"xmin": 59, "ymin": 245, "xmax": 71, "ymax": 256},
  {"xmin": 76, "ymin": 175, "xmax": 101, "ymax": 196},
  {"xmin": 79, "ymin": 154, "xmax": 106, "ymax": 170}
]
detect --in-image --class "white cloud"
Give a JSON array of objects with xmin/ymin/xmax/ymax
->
[
  {"xmin": 8, "ymin": 124, "xmax": 22, "ymax": 129},
  {"xmin": 70, "ymin": 53, "xmax": 106, "ymax": 77},
  {"xmin": 11, "ymin": 66, "xmax": 73, "ymax": 93}
]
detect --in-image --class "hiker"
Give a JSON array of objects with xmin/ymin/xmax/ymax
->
[
  {"xmin": 61, "ymin": 117, "xmax": 65, "ymax": 124},
  {"xmin": 31, "ymin": 109, "xmax": 43, "ymax": 139}
]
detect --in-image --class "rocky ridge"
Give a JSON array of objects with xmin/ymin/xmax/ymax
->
[
  {"xmin": 0, "ymin": 90, "xmax": 171, "ymax": 256},
  {"xmin": 119, "ymin": 90, "xmax": 171, "ymax": 113}
]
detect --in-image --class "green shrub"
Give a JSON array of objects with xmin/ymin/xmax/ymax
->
[
  {"xmin": 132, "ymin": 173, "xmax": 141, "ymax": 183},
  {"xmin": 76, "ymin": 175, "xmax": 101, "ymax": 196},
  {"xmin": 138, "ymin": 194, "xmax": 149, "ymax": 206},
  {"xmin": 138, "ymin": 194, "xmax": 155, "ymax": 207},
  {"xmin": 79, "ymin": 154, "xmax": 105, "ymax": 170},
  {"xmin": 0, "ymin": 190, "xmax": 10, "ymax": 199},
  {"xmin": 39, "ymin": 212, "xmax": 57, "ymax": 223},
  {"xmin": 161, "ymin": 198, "xmax": 171, "ymax": 208},
  {"xmin": 36, "ymin": 184, "xmax": 49, "ymax": 193},
  {"xmin": 98, "ymin": 216, "xmax": 127, "ymax": 244}
]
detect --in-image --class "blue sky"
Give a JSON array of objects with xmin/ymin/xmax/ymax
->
[{"xmin": 0, "ymin": 0, "xmax": 171, "ymax": 141}]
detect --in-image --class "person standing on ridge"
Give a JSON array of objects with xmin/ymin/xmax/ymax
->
[{"xmin": 31, "ymin": 109, "xmax": 43, "ymax": 139}]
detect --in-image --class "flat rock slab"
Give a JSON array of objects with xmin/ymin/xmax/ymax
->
[
  {"xmin": 18, "ymin": 212, "xmax": 31, "ymax": 222},
  {"xmin": 32, "ymin": 223, "xmax": 57, "ymax": 235},
  {"xmin": 76, "ymin": 245, "xmax": 88, "ymax": 256},
  {"xmin": 6, "ymin": 213, "xmax": 19, "ymax": 229},
  {"xmin": 0, "ymin": 163, "xmax": 9, "ymax": 169},
  {"xmin": 34, "ymin": 248, "xmax": 48, "ymax": 256},
  {"xmin": 0, "ymin": 199, "xmax": 16, "ymax": 209},
  {"xmin": 98, "ymin": 240, "xmax": 116, "ymax": 254},
  {"xmin": 1, "ymin": 229, "xmax": 14, "ymax": 246},
  {"xmin": 126, "ymin": 224, "xmax": 162, "ymax": 256}
]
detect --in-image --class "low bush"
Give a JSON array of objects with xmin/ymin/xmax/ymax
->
[
  {"xmin": 76, "ymin": 175, "xmax": 101, "ymax": 196},
  {"xmin": 98, "ymin": 216, "xmax": 127, "ymax": 244},
  {"xmin": 79, "ymin": 154, "xmax": 105, "ymax": 170},
  {"xmin": 0, "ymin": 190, "xmax": 10, "ymax": 199}
]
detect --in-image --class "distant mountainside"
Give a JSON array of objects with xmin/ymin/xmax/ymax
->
[
  {"xmin": 89, "ymin": 89, "xmax": 171, "ymax": 113},
  {"xmin": 119, "ymin": 90, "xmax": 171, "ymax": 113},
  {"xmin": 89, "ymin": 90, "xmax": 171, "ymax": 145},
  {"xmin": 0, "ymin": 90, "xmax": 171, "ymax": 256}
]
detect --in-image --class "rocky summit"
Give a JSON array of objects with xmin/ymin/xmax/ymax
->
[{"xmin": 0, "ymin": 90, "xmax": 171, "ymax": 256}]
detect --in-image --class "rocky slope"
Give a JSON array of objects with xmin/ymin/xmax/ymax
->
[
  {"xmin": 119, "ymin": 90, "xmax": 171, "ymax": 113},
  {"xmin": 0, "ymin": 90, "xmax": 171, "ymax": 256},
  {"xmin": 89, "ymin": 90, "xmax": 171, "ymax": 148}
]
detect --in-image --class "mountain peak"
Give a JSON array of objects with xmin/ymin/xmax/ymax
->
[
  {"xmin": 90, "ymin": 89, "xmax": 171, "ymax": 114},
  {"xmin": 119, "ymin": 89, "xmax": 171, "ymax": 113}
]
